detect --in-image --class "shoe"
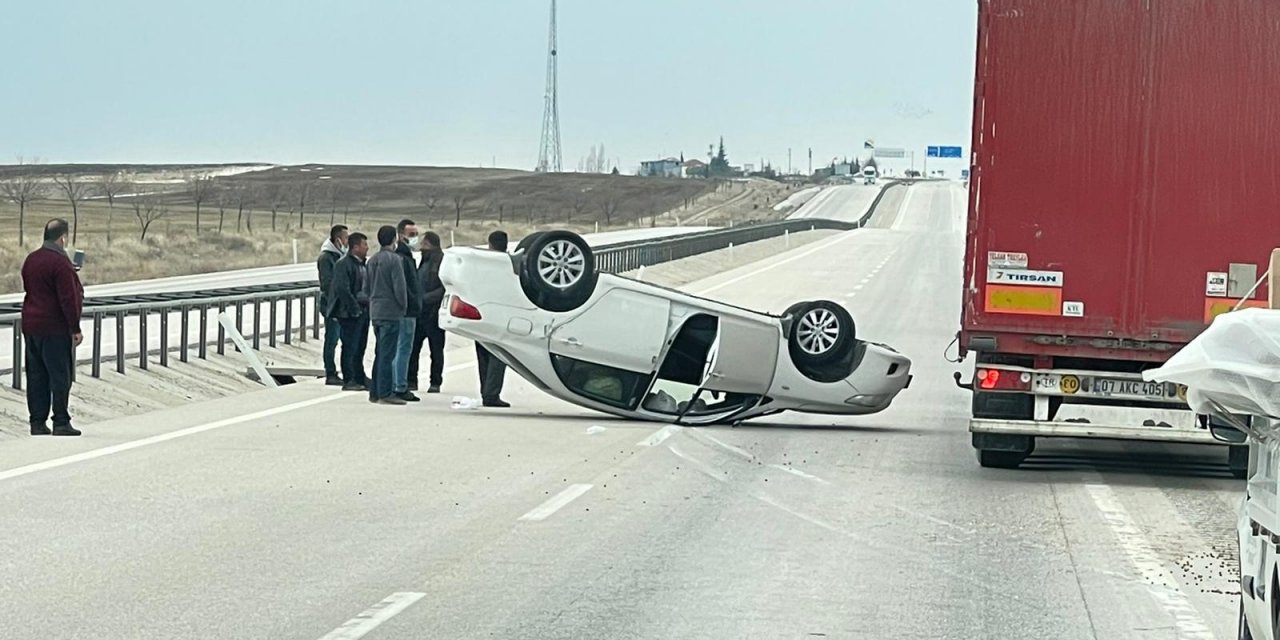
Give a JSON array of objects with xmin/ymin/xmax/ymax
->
[
  {"xmin": 325, "ymin": 375, "xmax": 343, "ymax": 386},
  {"xmin": 378, "ymin": 397, "xmax": 408, "ymax": 406},
  {"xmin": 408, "ymin": 381, "xmax": 418, "ymax": 391},
  {"xmin": 482, "ymin": 398, "xmax": 511, "ymax": 408},
  {"xmin": 30, "ymin": 424, "xmax": 51, "ymax": 436},
  {"xmin": 52, "ymin": 425, "xmax": 82, "ymax": 437},
  {"xmin": 398, "ymin": 391, "xmax": 420, "ymax": 402},
  {"xmin": 427, "ymin": 385, "xmax": 441, "ymax": 394},
  {"xmin": 342, "ymin": 382, "xmax": 367, "ymax": 392}
]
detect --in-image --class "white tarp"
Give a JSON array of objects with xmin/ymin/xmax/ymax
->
[{"xmin": 1144, "ymin": 308, "xmax": 1280, "ymax": 419}]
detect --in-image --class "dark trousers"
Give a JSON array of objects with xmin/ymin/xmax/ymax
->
[
  {"xmin": 337, "ymin": 314, "xmax": 370, "ymax": 385},
  {"xmin": 409, "ymin": 318, "xmax": 446, "ymax": 387},
  {"xmin": 25, "ymin": 334, "xmax": 74, "ymax": 428},
  {"xmin": 370, "ymin": 320, "xmax": 401, "ymax": 400},
  {"xmin": 476, "ymin": 343, "xmax": 506, "ymax": 402},
  {"xmin": 322, "ymin": 316, "xmax": 342, "ymax": 378}
]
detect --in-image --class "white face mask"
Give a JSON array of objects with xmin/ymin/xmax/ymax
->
[{"xmin": 407, "ymin": 236, "xmax": 422, "ymax": 251}]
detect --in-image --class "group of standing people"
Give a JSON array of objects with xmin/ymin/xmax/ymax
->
[{"xmin": 316, "ymin": 221, "xmax": 509, "ymax": 407}]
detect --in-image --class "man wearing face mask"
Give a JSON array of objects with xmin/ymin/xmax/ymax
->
[
  {"xmin": 317, "ymin": 224, "xmax": 348, "ymax": 386},
  {"xmin": 392, "ymin": 219, "xmax": 422, "ymax": 401}
]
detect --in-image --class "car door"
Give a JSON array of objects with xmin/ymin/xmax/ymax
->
[
  {"xmin": 701, "ymin": 314, "xmax": 779, "ymax": 395},
  {"xmin": 548, "ymin": 287, "xmax": 671, "ymax": 375}
]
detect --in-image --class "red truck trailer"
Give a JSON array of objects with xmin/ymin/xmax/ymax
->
[{"xmin": 959, "ymin": 0, "xmax": 1280, "ymax": 475}]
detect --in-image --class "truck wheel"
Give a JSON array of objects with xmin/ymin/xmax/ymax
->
[
  {"xmin": 977, "ymin": 449, "xmax": 1028, "ymax": 469},
  {"xmin": 787, "ymin": 300, "xmax": 855, "ymax": 367},
  {"xmin": 519, "ymin": 230, "xmax": 597, "ymax": 312},
  {"xmin": 1229, "ymin": 445, "xmax": 1250, "ymax": 480}
]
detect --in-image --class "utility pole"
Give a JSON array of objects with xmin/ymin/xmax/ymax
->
[
  {"xmin": 788, "ymin": 148, "xmax": 792, "ymax": 175},
  {"xmin": 535, "ymin": 0, "xmax": 562, "ymax": 172},
  {"xmin": 808, "ymin": 148, "xmax": 813, "ymax": 175}
]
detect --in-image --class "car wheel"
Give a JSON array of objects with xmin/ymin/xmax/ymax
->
[
  {"xmin": 519, "ymin": 230, "xmax": 597, "ymax": 312},
  {"xmin": 787, "ymin": 300, "xmax": 854, "ymax": 366}
]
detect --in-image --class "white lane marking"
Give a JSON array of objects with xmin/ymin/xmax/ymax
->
[
  {"xmin": 768, "ymin": 464, "xmax": 830, "ymax": 485},
  {"xmin": 1084, "ymin": 483, "xmax": 1216, "ymax": 640},
  {"xmin": 638, "ymin": 424, "xmax": 682, "ymax": 447},
  {"xmin": 0, "ymin": 361, "xmax": 479, "ymax": 484},
  {"xmin": 518, "ymin": 483, "xmax": 594, "ymax": 521},
  {"xmin": 668, "ymin": 445, "xmax": 728, "ymax": 483},
  {"xmin": 695, "ymin": 233, "xmax": 853, "ymax": 295},
  {"xmin": 317, "ymin": 592, "xmax": 426, "ymax": 640},
  {"xmin": 690, "ymin": 431, "xmax": 757, "ymax": 461}
]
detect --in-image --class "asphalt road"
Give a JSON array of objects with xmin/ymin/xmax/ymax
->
[{"xmin": 0, "ymin": 183, "xmax": 1243, "ymax": 639}]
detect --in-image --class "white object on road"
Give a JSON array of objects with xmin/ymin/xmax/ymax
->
[
  {"xmin": 439, "ymin": 229, "xmax": 912, "ymax": 425},
  {"xmin": 450, "ymin": 396, "xmax": 479, "ymax": 410},
  {"xmin": 217, "ymin": 312, "xmax": 277, "ymax": 388},
  {"xmin": 585, "ymin": 425, "xmax": 607, "ymax": 435}
]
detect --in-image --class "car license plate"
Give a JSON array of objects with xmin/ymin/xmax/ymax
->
[{"xmin": 1082, "ymin": 377, "xmax": 1174, "ymax": 401}]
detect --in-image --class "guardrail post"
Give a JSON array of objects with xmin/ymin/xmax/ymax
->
[
  {"xmin": 216, "ymin": 304, "xmax": 226, "ymax": 356},
  {"xmin": 311, "ymin": 293, "xmax": 319, "ymax": 340},
  {"xmin": 284, "ymin": 296, "xmax": 293, "ymax": 345},
  {"xmin": 200, "ymin": 306, "xmax": 210, "ymax": 360},
  {"xmin": 12, "ymin": 319, "xmax": 21, "ymax": 390},
  {"xmin": 139, "ymin": 311, "xmax": 148, "ymax": 370},
  {"xmin": 299, "ymin": 295, "xmax": 308, "ymax": 343},
  {"xmin": 92, "ymin": 313, "xmax": 102, "ymax": 378},
  {"xmin": 116, "ymin": 311, "xmax": 126, "ymax": 374},
  {"xmin": 180, "ymin": 306, "xmax": 189, "ymax": 364},
  {"xmin": 234, "ymin": 302, "xmax": 244, "ymax": 351},
  {"xmin": 269, "ymin": 297, "xmax": 278, "ymax": 348},
  {"xmin": 252, "ymin": 299, "xmax": 262, "ymax": 350},
  {"xmin": 159, "ymin": 308, "xmax": 169, "ymax": 368}
]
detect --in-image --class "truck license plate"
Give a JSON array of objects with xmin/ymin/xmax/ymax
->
[{"xmin": 1084, "ymin": 377, "xmax": 1172, "ymax": 400}]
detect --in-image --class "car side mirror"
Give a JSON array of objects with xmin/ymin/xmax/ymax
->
[{"xmin": 1210, "ymin": 423, "xmax": 1249, "ymax": 445}]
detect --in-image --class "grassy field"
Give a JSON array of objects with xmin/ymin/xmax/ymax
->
[{"xmin": 0, "ymin": 164, "xmax": 762, "ymax": 293}]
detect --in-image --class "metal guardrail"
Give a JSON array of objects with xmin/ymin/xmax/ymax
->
[{"xmin": 0, "ymin": 182, "xmax": 907, "ymax": 389}]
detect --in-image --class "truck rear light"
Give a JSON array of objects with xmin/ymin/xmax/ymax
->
[
  {"xmin": 976, "ymin": 368, "xmax": 1031, "ymax": 391},
  {"xmin": 449, "ymin": 296, "xmax": 482, "ymax": 320}
]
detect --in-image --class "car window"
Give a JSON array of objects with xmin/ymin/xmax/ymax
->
[
  {"xmin": 643, "ymin": 313, "xmax": 759, "ymax": 418},
  {"xmin": 551, "ymin": 354, "xmax": 652, "ymax": 410}
]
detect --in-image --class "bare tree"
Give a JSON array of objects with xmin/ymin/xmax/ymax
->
[
  {"xmin": 185, "ymin": 173, "xmax": 214, "ymax": 235},
  {"xmin": 294, "ymin": 177, "xmax": 315, "ymax": 228},
  {"xmin": 270, "ymin": 185, "xmax": 292, "ymax": 231},
  {"xmin": 95, "ymin": 172, "xmax": 128, "ymax": 243},
  {"xmin": 0, "ymin": 161, "xmax": 48, "ymax": 246},
  {"xmin": 452, "ymin": 194, "xmax": 467, "ymax": 226},
  {"xmin": 422, "ymin": 193, "xmax": 438, "ymax": 227},
  {"xmin": 130, "ymin": 193, "xmax": 168, "ymax": 241},
  {"xmin": 598, "ymin": 194, "xmax": 619, "ymax": 226},
  {"xmin": 214, "ymin": 184, "xmax": 229, "ymax": 233},
  {"xmin": 570, "ymin": 192, "xmax": 588, "ymax": 223},
  {"xmin": 497, "ymin": 203, "xmax": 506, "ymax": 225},
  {"xmin": 52, "ymin": 174, "xmax": 91, "ymax": 243}
]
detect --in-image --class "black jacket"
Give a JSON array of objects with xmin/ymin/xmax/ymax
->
[
  {"xmin": 395, "ymin": 243, "xmax": 422, "ymax": 317},
  {"xmin": 316, "ymin": 241, "xmax": 342, "ymax": 312},
  {"xmin": 418, "ymin": 247, "xmax": 445, "ymax": 322},
  {"xmin": 326, "ymin": 254, "xmax": 368, "ymax": 319}
]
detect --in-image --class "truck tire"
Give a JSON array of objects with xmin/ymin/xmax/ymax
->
[
  {"xmin": 1229, "ymin": 445, "xmax": 1250, "ymax": 480},
  {"xmin": 519, "ymin": 230, "xmax": 597, "ymax": 312},
  {"xmin": 977, "ymin": 449, "xmax": 1028, "ymax": 469}
]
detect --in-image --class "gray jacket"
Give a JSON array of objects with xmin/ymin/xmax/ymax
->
[{"xmin": 366, "ymin": 247, "xmax": 407, "ymax": 322}]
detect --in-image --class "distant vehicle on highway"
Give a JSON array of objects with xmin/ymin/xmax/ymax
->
[
  {"xmin": 862, "ymin": 166, "xmax": 878, "ymax": 185},
  {"xmin": 439, "ymin": 230, "xmax": 913, "ymax": 424}
]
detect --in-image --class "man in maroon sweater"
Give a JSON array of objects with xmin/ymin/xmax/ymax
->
[{"xmin": 21, "ymin": 219, "xmax": 84, "ymax": 436}]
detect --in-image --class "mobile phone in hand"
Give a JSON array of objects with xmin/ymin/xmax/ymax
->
[{"xmin": 72, "ymin": 250, "xmax": 85, "ymax": 270}]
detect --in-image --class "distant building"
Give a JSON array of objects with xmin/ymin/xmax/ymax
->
[
  {"xmin": 681, "ymin": 158, "xmax": 707, "ymax": 178},
  {"xmin": 833, "ymin": 163, "xmax": 852, "ymax": 176},
  {"xmin": 640, "ymin": 158, "xmax": 681, "ymax": 178}
]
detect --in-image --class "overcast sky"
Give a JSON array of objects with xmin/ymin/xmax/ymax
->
[{"xmin": 1, "ymin": 0, "xmax": 978, "ymax": 173}]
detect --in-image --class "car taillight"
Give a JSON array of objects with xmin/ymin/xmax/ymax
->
[
  {"xmin": 449, "ymin": 296, "xmax": 482, "ymax": 320},
  {"xmin": 976, "ymin": 368, "xmax": 1031, "ymax": 391}
]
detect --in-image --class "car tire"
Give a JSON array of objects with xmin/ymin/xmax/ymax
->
[
  {"xmin": 519, "ymin": 230, "xmax": 597, "ymax": 312},
  {"xmin": 515, "ymin": 231, "xmax": 545, "ymax": 254},
  {"xmin": 787, "ymin": 300, "xmax": 854, "ymax": 367}
]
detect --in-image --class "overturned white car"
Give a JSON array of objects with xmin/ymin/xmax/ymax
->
[
  {"xmin": 438, "ymin": 230, "xmax": 912, "ymax": 425},
  {"xmin": 1145, "ymin": 308, "xmax": 1280, "ymax": 640}
]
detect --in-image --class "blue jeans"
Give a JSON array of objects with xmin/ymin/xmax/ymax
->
[
  {"xmin": 392, "ymin": 316, "xmax": 417, "ymax": 393},
  {"xmin": 370, "ymin": 320, "xmax": 401, "ymax": 400},
  {"xmin": 323, "ymin": 316, "xmax": 342, "ymax": 378}
]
